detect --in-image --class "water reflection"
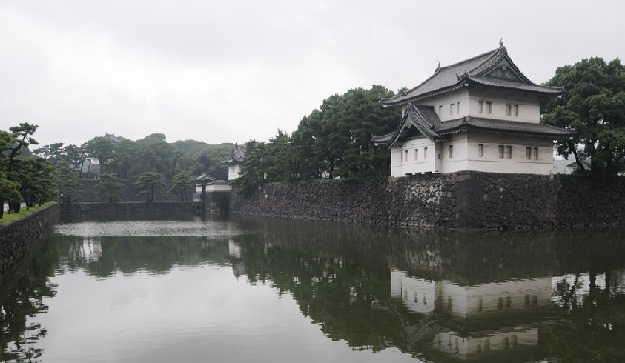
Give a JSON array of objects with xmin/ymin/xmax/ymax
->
[
  {"xmin": 0, "ymin": 235, "xmax": 58, "ymax": 362},
  {"xmin": 1, "ymin": 217, "xmax": 624, "ymax": 362}
]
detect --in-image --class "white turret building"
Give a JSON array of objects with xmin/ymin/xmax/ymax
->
[{"xmin": 374, "ymin": 43, "xmax": 575, "ymax": 176}]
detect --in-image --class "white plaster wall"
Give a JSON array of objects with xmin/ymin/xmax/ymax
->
[
  {"xmin": 439, "ymin": 134, "xmax": 470, "ymax": 174},
  {"xmin": 468, "ymin": 88, "xmax": 541, "ymax": 123},
  {"xmin": 410, "ymin": 89, "xmax": 470, "ymax": 122},
  {"xmin": 465, "ymin": 133, "xmax": 554, "ymax": 175},
  {"xmin": 390, "ymin": 133, "xmax": 554, "ymax": 176},
  {"xmin": 205, "ymin": 184, "xmax": 232, "ymax": 192},
  {"xmin": 228, "ymin": 164, "xmax": 241, "ymax": 180},
  {"xmin": 407, "ymin": 88, "xmax": 541, "ymax": 124},
  {"xmin": 390, "ymin": 137, "xmax": 436, "ymax": 175}
]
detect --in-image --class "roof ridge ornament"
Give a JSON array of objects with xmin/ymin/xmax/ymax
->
[
  {"xmin": 499, "ymin": 38, "xmax": 504, "ymax": 48},
  {"xmin": 435, "ymin": 60, "xmax": 441, "ymax": 73}
]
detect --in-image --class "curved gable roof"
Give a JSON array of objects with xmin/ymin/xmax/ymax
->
[{"xmin": 383, "ymin": 46, "xmax": 561, "ymax": 106}]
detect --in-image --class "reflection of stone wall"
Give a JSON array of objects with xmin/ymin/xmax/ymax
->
[
  {"xmin": 230, "ymin": 171, "xmax": 625, "ymax": 229},
  {"xmin": 0, "ymin": 204, "xmax": 61, "ymax": 276}
]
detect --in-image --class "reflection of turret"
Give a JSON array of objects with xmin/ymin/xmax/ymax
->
[
  {"xmin": 391, "ymin": 270, "xmax": 436, "ymax": 314},
  {"xmin": 612, "ymin": 268, "xmax": 625, "ymax": 294},
  {"xmin": 436, "ymin": 277, "xmax": 551, "ymax": 318},
  {"xmin": 228, "ymin": 239, "xmax": 241, "ymax": 258},
  {"xmin": 80, "ymin": 238, "xmax": 102, "ymax": 261},
  {"xmin": 232, "ymin": 261, "xmax": 245, "ymax": 278},
  {"xmin": 432, "ymin": 327, "xmax": 538, "ymax": 361},
  {"xmin": 391, "ymin": 269, "xmax": 552, "ymax": 362}
]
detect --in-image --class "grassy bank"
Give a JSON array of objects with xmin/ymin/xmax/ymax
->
[{"xmin": 0, "ymin": 202, "xmax": 57, "ymax": 226}]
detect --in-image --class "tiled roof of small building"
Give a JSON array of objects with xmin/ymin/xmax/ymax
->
[
  {"xmin": 382, "ymin": 46, "xmax": 562, "ymax": 106},
  {"xmin": 223, "ymin": 143, "xmax": 246, "ymax": 165}
]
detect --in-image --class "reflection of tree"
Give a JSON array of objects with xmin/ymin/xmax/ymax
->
[
  {"xmin": 540, "ymin": 270, "xmax": 625, "ymax": 362},
  {"xmin": 0, "ymin": 239, "xmax": 59, "ymax": 362},
  {"xmin": 54, "ymin": 235, "xmax": 231, "ymax": 277},
  {"xmin": 233, "ymin": 233, "xmax": 433, "ymax": 353},
  {"xmin": 231, "ymin": 219, "xmax": 625, "ymax": 361}
]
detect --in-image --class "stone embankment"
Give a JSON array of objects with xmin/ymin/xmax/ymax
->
[
  {"xmin": 60, "ymin": 201, "xmax": 196, "ymax": 221},
  {"xmin": 230, "ymin": 171, "xmax": 625, "ymax": 229},
  {"xmin": 0, "ymin": 204, "xmax": 60, "ymax": 276}
]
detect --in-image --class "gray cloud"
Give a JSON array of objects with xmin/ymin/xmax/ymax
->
[{"xmin": 1, "ymin": 0, "xmax": 624, "ymax": 147}]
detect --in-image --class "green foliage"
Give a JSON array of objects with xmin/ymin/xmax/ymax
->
[
  {"xmin": 55, "ymin": 163, "xmax": 83, "ymax": 203},
  {"xmin": 1, "ymin": 124, "xmax": 59, "ymax": 215},
  {"xmin": 33, "ymin": 142, "xmax": 85, "ymax": 202},
  {"xmin": 0, "ymin": 173, "xmax": 20, "ymax": 219},
  {"xmin": 96, "ymin": 173, "xmax": 124, "ymax": 203},
  {"xmin": 543, "ymin": 57, "xmax": 625, "ymax": 175},
  {"xmin": 191, "ymin": 143, "xmax": 232, "ymax": 180},
  {"xmin": 11, "ymin": 157, "xmax": 58, "ymax": 209},
  {"xmin": 133, "ymin": 171, "xmax": 165, "ymax": 202},
  {"xmin": 232, "ymin": 140, "xmax": 267, "ymax": 196},
  {"xmin": 6, "ymin": 123, "xmax": 38, "ymax": 171},
  {"xmin": 234, "ymin": 85, "xmax": 399, "ymax": 193},
  {"xmin": 82, "ymin": 136, "xmax": 115, "ymax": 174},
  {"xmin": 170, "ymin": 171, "xmax": 192, "ymax": 201}
]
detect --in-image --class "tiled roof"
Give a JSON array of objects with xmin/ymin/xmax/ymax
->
[
  {"xmin": 372, "ymin": 104, "xmax": 447, "ymax": 146},
  {"xmin": 372, "ymin": 106, "xmax": 575, "ymax": 147},
  {"xmin": 382, "ymin": 46, "xmax": 561, "ymax": 106},
  {"xmin": 437, "ymin": 117, "xmax": 576, "ymax": 138},
  {"xmin": 223, "ymin": 143, "xmax": 246, "ymax": 165},
  {"xmin": 465, "ymin": 76, "xmax": 561, "ymax": 94}
]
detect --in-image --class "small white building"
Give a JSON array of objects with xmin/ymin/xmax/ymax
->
[
  {"xmin": 375, "ymin": 43, "xmax": 575, "ymax": 176},
  {"xmin": 223, "ymin": 143, "xmax": 246, "ymax": 181}
]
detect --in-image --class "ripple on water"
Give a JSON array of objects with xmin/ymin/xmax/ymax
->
[{"xmin": 54, "ymin": 220, "xmax": 245, "ymax": 238}]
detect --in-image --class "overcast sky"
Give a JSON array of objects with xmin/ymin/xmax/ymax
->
[{"xmin": 1, "ymin": 0, "xmax": 624, "ymax": 147}]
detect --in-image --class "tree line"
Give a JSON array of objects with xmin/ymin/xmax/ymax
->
[
  {"xmin": 2, "ymin": 55, "xmax": 624, "ymax": 213},
  {"xmin": 1, "ymin": 123, "xmax": 55, "ymax": 219},
  {"xmin": 1, "ymin": 126, "xmax": 233, "ymax": 217},
  {"xmin": 233, "ymin": 85, "xmax": 401, "ymax": 194}
]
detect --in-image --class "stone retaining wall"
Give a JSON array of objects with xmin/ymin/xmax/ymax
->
[
  {"xmin": 0, "ymin": 204, "xmax": 60, "ymax": 276},
  {"xmin": 230, "ymin": 171, "xmax": 625, "ymax": 229},
  {"xmin": 60, "ymin": 202, "xmax": 196, "ymax": 221}
]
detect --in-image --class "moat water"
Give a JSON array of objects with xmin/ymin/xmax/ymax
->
[{"xmin": 1, "ymin": 215, "xmax": 624, "ymax": 362}]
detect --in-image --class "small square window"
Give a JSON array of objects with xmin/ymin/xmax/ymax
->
[
  {"xmin": 506, "ymin": 146, "xmax": 512, "ymax": 159},
  {"xmin": 533, "ymin": 147, "xmax": 538, "ymax": 160},
  {"xmin": 424, "ymin": 147, "xmax": 428, "ymax": 159},
  {"xmin": 506, "ymin": 104, "xmax": 512, "ymax": 116},
  {"xmin": 448, "ymin": 145, "xmax": 453, "ymax": 159},
  {"xmin": 457, "ymin": 102, "xmax": 460, "ymax": 114},
  {"xmin": 498, "ymin": 145, "xmax": 504, "ymax": 159},
  {"xmin": 438, "ymin": 105, "xmax": 443, "ymax": 115},
  {"xmin": 478, "ymin": 101, "xmax": 483, "ymax": 113},
  {"xmin": 526, "ymin": 147, "xmax": 532, "ymax": 160},
  {"xmin": 478, "ymin": 144, "xmax": 484, "ymax": 157},
  {"xmin": 449, "ymin": 104, "xmax": 453, "ymax": 115},
  {"xmin": 414, "ymin": 149, "xmax": 418, "ymax": 160},
  {"xmin": 514, "ymin": 104, "xmax": 519, "ymax": 116},
  {"xmin": 404, "ymin": 149, "xmax": 408, "ymax": 162},
  {"xmin": 486, "ymin": 102, "xmax": 492, "ymax": 113}
]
